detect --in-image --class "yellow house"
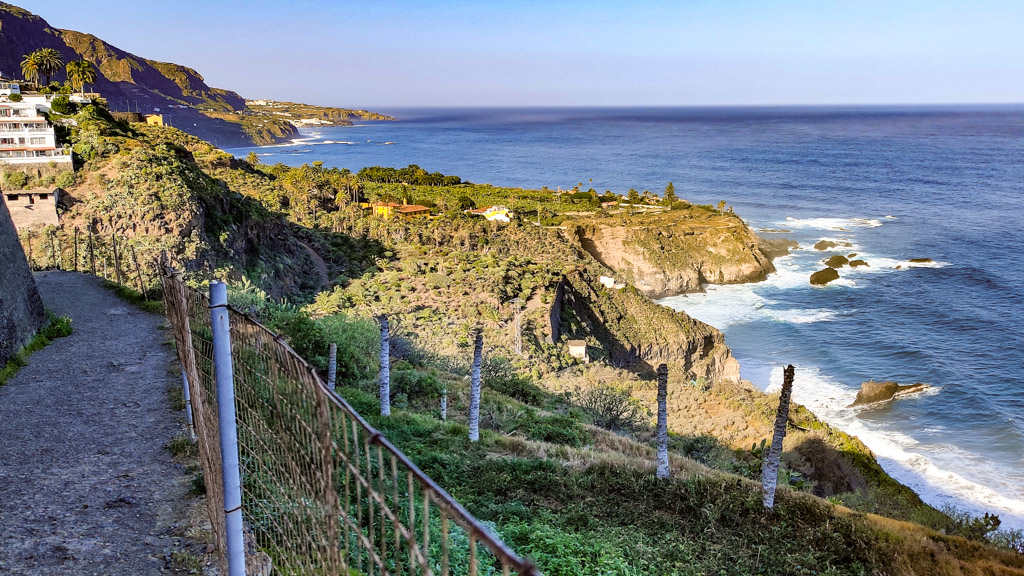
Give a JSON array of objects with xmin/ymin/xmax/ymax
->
[
  {"xmin": 144, "ymin": 114, "xmax": 164, "ymax": 126},
  {"xmin": 371, "ymin": 202, "xmax": 398, "ymax": 218},
  {"xmin": 371, "ymin": 202, "xmax": 431, "ymax": 219}
]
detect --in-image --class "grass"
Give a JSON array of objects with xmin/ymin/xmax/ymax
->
[
  {"xmin": 0, "ymin": 312, "xmax": 73, "ymax": 387},
  {"xmin": 333, "ymin": 384, "xmax": 1024, "ymax": 576},
  {"xmin": 102, "ymin": 280, "xmax": 164, "ymax": 314}
]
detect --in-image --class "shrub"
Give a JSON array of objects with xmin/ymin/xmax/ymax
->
[
  {"xmin": 571, "ymin": 383, "xmax": 649, "ymax": 433},
  {"xmin": 43, "ymin": 315, "xmax": 73, "ymax": 339},
  {"xmin": 50, "ymin": 94, "xmax": 76, "ymax": 115},
  {"xmin": 483, "ymin": 357, "xmax": 545, "ymax": 405},
  {"xmin": 941, "ymin": 505, "xmax": 1003, "ymax": 542},
  {"xmin": 7, "ymin": 93, "xmax": 22, "ymax": 102},
  {"xmin": 390, "ymin": 368, "xmax": 443, "ymax": 406},
  {"xmin": 55, "ymin": 170, "xmax": 76, "ymax": 189},
  {"xmin": 4, "ymin": 171, "xmax": 28, "ymax": 189}
]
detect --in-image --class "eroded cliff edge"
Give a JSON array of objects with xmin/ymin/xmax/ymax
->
[{"xmin": 572, "ymin": 208, "xmax": 782, "ymax": 298}]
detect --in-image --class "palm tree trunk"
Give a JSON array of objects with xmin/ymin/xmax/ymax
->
[
  {"xmin": 468, "ymin": 328, "xmax": 483, "ymax": 442},
  {"xmin": 762, "ymin": 365, "xmax": 795, "ymax": 508},
  {"xmin": 378, "ymin": 315, "xmax": 391, "ymax": 416},
  {"xmin": 656, "ymin": 364, "xmax": 670, "ymax": 479}
]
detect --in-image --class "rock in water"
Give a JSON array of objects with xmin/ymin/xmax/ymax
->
[
  {"xmin": 810, "ymin": 268, "xmax": 840, "ymax": 286},
  {"xmin": 909, "ymin": 258, "xmax": 934, "ymax": 263},
  {"xmin": 824, "ymin": 255, "xmax": 850, "ymax": 268},
  {"xmin": 849, "ymin": 381, "xmax": 930, "ymax": 407},
  {"xmin": 849, "ymin": 259, "xmax": 869, "ymax": 268},
  {"xmin": 814, "ymin": 240, "xmax": 838, "ymax": 251}
]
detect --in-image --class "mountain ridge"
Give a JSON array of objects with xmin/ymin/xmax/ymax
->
[{"xmin": 0, "ymin": 2, "xmax": 390, "ymax": 146}]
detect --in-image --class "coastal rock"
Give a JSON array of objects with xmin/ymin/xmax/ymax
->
[
  {"xmin": 814, "ymin": 239, "xmax": 853, "ymax": 251},
  {"xmin": 909, "ymin": 258, "xmax": 933, "ymax": 264},
  {"xmin": 762, "ymin": 238, "xmax": 799, "ymax": 259},
  {"xmin": 573, "ymin": 210, "xmax": 776, "ymax": 298},
  {"xmin": 849, "ymin": 259, "xmax": 869, "ymax": 268},
  {"xmin": 810, "ymin": 268, "xmax": 840, "ymax": 286},
  {"xmin": 849, "ymin": 381, "xmax": 930, "ymax": 407},
  {"xmin": 823, "ymin": 255, "xmax": 849, "ymax": 268}
]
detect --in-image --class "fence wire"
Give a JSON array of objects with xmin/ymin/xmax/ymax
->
[{"xmin": 161, "ymin": 268, "xmax": 540, "ymax": 576}]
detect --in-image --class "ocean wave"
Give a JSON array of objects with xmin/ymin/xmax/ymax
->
[
  {"xmin": 766, "ymin": 308, "xmax": 840, "ymax": 324},
  {"xmin": 843, "ymin": 256, "xmax": 952, "ymax": 272},
  {"xmin": 762, "ymin": 364, "xmax": 1024, "ymax": 530},
  {"xmin": 784, "ymin": 216, "xmax": 884, "ymax": 230}
]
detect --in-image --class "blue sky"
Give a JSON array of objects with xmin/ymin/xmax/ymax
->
[{"xmin": 15, "ymin": 0, "xmax": 1024, "ymax": 107}]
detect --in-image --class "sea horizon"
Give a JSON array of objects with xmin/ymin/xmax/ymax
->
[{"xmin": 228, "ymin": 105, "xmax": 1024, "ymax": 530}]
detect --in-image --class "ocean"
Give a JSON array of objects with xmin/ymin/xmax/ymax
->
[{"xmin": 228, "ymin": 106, "xmax": 1024, "ymax": 529}]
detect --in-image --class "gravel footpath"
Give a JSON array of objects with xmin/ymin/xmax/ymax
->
[{"xmin": 0, "ymin": 272, "xmax": 193, "ymax": 575}]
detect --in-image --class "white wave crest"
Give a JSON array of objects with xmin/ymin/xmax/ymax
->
[
  {"xmin": 763, "ymin": 365, "xmax": 1024, "ymax": 530},
  {"xmin": 784, "ymin": 216, "xmax": 884, "ymax": 230}
]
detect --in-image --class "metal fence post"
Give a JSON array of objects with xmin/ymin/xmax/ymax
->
[
  {"xmin": 181, "ymin": 367, "xmax": 196, "ymax": 441},
  {"xmin": 210, "ymin": 281, "xmax": 247, "ymax": 576},
  {"xmin": 327, "ymin": 343, "xmax": 337, "ymax": 391}
]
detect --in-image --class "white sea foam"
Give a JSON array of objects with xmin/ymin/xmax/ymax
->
[
  {"xmin": 660, "ymin": 257, "xmax": 839, "ymax": 327},
  {"xmin": 784, "ymin": 216, "xmax": 884, "ymax": 230},
  {"xmin": 766, "ymin": 308, "xmax": 840, "ymax": 324},
  {"xmin": 758, "ymin": 364, "xmax": 1024, "ymax": 530},
  {"xmin": 664, "ymin": 237, "xmax": 1024, "ymax": 529}
]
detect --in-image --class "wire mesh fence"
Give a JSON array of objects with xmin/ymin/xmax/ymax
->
[
  {"xmin": 19, "ymin": 224, "xmax": 163, "ymax": 298},
  {"xmin": 161, "ymin": 267, "xmax": 540, "ymax": 576}
]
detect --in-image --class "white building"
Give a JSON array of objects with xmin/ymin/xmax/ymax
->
[
  {"xmin": 466, "ymin": 205, "xmax": 514, "ymax": 223},
  {"xmin": 0, "ymin": 88, "xmax": 72, "ymax": 166}
]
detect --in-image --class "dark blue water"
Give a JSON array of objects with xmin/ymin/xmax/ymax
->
[{"xmin": 229, "ymin": 107, "xmax": 1024, "ymax": 526}]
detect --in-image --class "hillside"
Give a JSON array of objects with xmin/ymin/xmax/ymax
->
[
  {"xmin": 0, "ymin": 2, "xmax": 391, "ymax": 146},
  {"xmin": 14, "ymin": 106, "xmax": 1023, "ymax": 573}
]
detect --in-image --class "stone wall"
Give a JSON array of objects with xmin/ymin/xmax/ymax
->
[
  {"xmin": 0, "ymin": 198, "xmax": 45, "ymax": 366},
  {"xmin": 0, "ymin": 161, "xmax": 73, "ymax": 188}
]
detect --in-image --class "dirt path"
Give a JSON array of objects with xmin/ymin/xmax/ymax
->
[
  {"xmin": 298, "ymin": 240, "xmax": 330, "ymax": 290},
  {"xmin": 0, "ymin": 272, "xmax": 193, "ymax": 575}
]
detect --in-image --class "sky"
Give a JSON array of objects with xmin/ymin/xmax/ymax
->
[{"xmin": 14, "ymin": 0, "xmax": 1024, "ymax": 107}]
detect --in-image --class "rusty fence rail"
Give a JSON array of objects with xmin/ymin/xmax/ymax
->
[
  {"xmin": 161, "ymin": 268, "xmax": 540, "ymax": 576},
  {"xmin": 19, "ymin": 224, "xmax": 162, "ymax": 298}
]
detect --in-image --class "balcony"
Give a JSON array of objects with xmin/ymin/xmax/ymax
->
[{"xmin": 0, "ymin": 148, "xmax": 72, "ymax": 163}]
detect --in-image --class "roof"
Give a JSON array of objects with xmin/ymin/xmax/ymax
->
[
  {"xmin": 397, "ymin": 205, "xmax": 430, "ymax": 213},
  {"xmin": 5, "ymin": 187, "xmax": 59, "ymax": 196},
  {"xmin": 567, "ymin": 340, "xmax": 588, "ymax": 347}
]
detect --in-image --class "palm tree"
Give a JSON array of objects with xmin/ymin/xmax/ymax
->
[
  {"xmin": 66, "ymin": 60, "xmax": 97, "ymax": 95},
  {"xmin": 20, "ymin": 52, "xmax": 40, "ymax": 86},
  {"xmin": 35, "ymin": 48, "xmax": 65, "ymax": 86}
]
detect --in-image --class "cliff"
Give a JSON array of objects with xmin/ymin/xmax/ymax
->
[
  {"xmin": 0, "ymin": 199, "xmax": 44, "ymax": 367},
  {"xmin": 0, "ymin": 3, "xmax": 387, "ymax": 147},
  {"xmin": 573, "ymin": 208, "xmax": 777, "ymax": 298},
  {"xmin": 561, "ymin": 268, "xmax": 741, "ymax": 383}
]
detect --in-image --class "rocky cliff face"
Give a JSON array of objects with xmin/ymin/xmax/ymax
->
[
  {"xmin": 0, "ymin": 199, "xmax": 45, "ymax": 367},
  {"xmin": 562, "ymin": 268, "xmax": 741, "ymax": 384},
  {"xmin": 574, "ymin": 209, "xmax": 777, "ymax": 298}
]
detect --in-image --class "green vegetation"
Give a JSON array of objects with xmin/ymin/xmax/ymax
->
[
  {"xmin": 32, "ymin": 106, "xmax": 1024, "ymax": 573},
  {"xmin": 0, "ymin": 313, "xmax": 73, "ymax": 387},
  {"xmin": 65, "ymin": 59, "xmax": 97, "ymax": 94}
]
